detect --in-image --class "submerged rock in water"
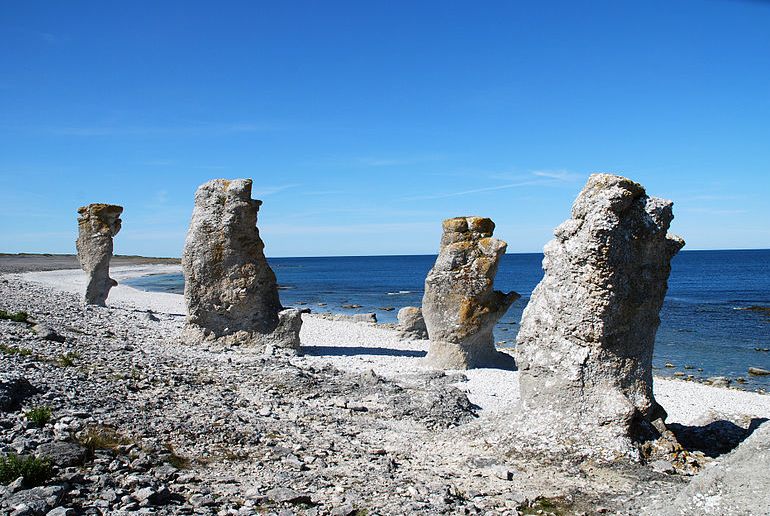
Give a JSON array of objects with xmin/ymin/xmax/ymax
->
[
  {"xmin": 514, "ymin": 173, "xmax": 684, "ymax": 459},
  {"xmin": 397, "ymin": 306, "xmax": 428, "ymax": 340},
  {"xmin": 76, "ymin": 203, "xmax": 123, "ymax": 306},
  {"xmin": 422, "ymin": 216, "xmax": 519, "ymax": 369},
  {"xmin": 181, "ymin": 178, "xmax": 301, "ymax": 351}
]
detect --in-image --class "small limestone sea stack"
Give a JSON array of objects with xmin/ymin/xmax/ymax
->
[
  {"xmin": 397, "ymin": 306, "xmax": 428, "ymax": 340},
  {"xmin": 181, "ymin": 179, "xmax": 302, "ymax": 351},
  {"xmin": 422, "ymin": 216, "xmax": 520, "ymax": 369},
  {"xmin": 515, "ymin": 173, "xmax": 685, "ymax": 459},
  {"xmin": 76, "ymin": 203, "xmax": 123, "ymax": 306}
]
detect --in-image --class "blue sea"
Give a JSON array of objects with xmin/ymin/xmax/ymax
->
[{"xmin": 125, "ymin": 250, "xmax": 770, "ymax": 390}]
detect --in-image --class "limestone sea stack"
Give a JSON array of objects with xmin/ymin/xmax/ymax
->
[
  {"xmin": 76, "ymin": 203, "xmax": 123, "ymax": 306},
  {"xmin": 181, "ymin": 179, "xmax": 302, "ymax": 351},
  {"xmin": 397, "ymin": 306, "xmax": 429, "ymax": 340},
  {"xmin": 422, "ymin": 217, "xmax": 520, "ymax": 369},
  {"xmin": 515, "ymin": 173, "xmax": 684, "ymax": 459}
]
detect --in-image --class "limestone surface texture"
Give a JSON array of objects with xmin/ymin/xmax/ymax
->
[
  {"xmin": 422, "ymin": 216, "xmax": 519, "ymax": 369},
  {"xmin": 397, "ymin": 306, "xmax": 428, "ymax": 340},
  {"xmin": 76, "ymin": 203, "xmax": 123, "ymax": 306},
  {"xmin": 515, "ymin": 173, "xmax": 684, "ymax": 458},
  {"xmin": 671, "ymin": 422, "xmax": 770, "ymax": 515},
  {"xmin": 181, "ymin": 179, "xmax": 301, "ymax": 350}
]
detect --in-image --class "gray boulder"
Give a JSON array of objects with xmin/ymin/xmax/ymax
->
[
  {"xmin": 422, "ymin": 216, "xmax": 519, "ymax": 369},
  {"xmin": 671, "ymin": 422, "xmax": 770, "ymax": 515},
  {"xmin": 515, "ymin": 174, "xmax": 684, "ymax": 459},
  {"xmin": 332, "ymin": 313, "xmax": 377, "ymax": 324},
  {"xmin": 397, "ymin": 306, "xmax": 428, "ymax": 340},
  {"xmin": 181, "ymin": 179, "xmax": 302, "ymax": 350},
  {"xmin": 0, "ymin": 374, "xmax": 37, "ymax": 412},
  {"xmin": 76, "ymin": 203, "xmax": 123, "ymax": 306}
]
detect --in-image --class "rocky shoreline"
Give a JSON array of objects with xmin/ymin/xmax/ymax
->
[{"xmin": 2, "ymin": 263, "xmax": 770, "ymax": 515}]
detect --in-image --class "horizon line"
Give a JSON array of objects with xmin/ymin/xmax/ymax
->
[{"xmin": 2, "ymin": 247, "xmax": 769, "ymax": 261}]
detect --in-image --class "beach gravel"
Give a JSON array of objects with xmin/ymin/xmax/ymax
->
[{"xmin": 1, "ymin": 264, "xmax": 770, "ymax": 515}]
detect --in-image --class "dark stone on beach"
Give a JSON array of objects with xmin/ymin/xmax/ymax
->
[
  {"xmin": 265, "ymin": 487, "xmax": 312, "ymax": 504},
  {"xmin": 706, "ymin": 376, "xmax": 731, "ymax": 388},
  {"xmin": 0, "ymin": 374, "xmax": 37, "ymax": 412},
  {"xmin": 32, "ymin": 324, "xmax": 65, "ymax": 343},
  {"xmin": 35, "ymin": 441, "xmax": 88, "ymax": 467}
]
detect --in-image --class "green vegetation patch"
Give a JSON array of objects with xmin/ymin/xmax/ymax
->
[
  {"xmin": 78, "ymin": 425, "xmax": 134, "ymax": 453},
  {"xmin": 0, "ymin": 343, "xmax": 33, "ymax": 356},
  {"xmin": 0, "ymin": 453, "xmax": 52, "ymax": 486},
  {"xmin": 0, "ymin": 310, "xmax": 29, "ymax": 323},
  {"xmin": 520, "ymin": 497, "xmax": 572, "ymax": 516},
  {"xmin": 57, "ymin": 352, "xmax": 80, "ymax": 367},
  {"xmin": 25, "ymin": 406, "xmax": 53, "ymax": 427}
]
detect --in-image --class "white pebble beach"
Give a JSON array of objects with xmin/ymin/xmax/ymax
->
[{"xmin": 18, "ymin": 264, "xmax": 770, "ymax": 428}]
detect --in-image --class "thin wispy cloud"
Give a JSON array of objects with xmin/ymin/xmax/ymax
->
[
  {"xmin": 252, "ymin": 183, "xmax": 301, "ymax": 197},
  {"xmin": 531, "ymin": 169, "xmax": 582, "ymax": 182},
  {"xmin": 6, "ymin": 27, "xmax": 67, "ymax": 44},
  {"xmin": 34, "ymin": 121, "xmax": 281, "ymax": 137},
  {"xmin": 401, "ymin": 180, "xmax": 545, "ymax": 201},
  {"xmin": 298, "ymin": 190, "xmax": 347, "ymax": 196},
  {"xmin": 402, "ymin": 170, "xmax": 583, "ymax": 201},
  {"xmin": 313, "ymin": 154, "xmax": 447, "ymax": 168},
  {"xmin": 263, "ymin": 222, "xmax": 435, "ymax": 235},
  {"xmin": 680, "ymin": 208, "xmax": 749, "ymax": 215}
]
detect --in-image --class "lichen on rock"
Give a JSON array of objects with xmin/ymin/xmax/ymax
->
[
  {"xmin": 181, "ymin": 178, "xmax": 301, "ymax": 351},
  {"xmin": 422, "ymin": 216, "xmax": 519, "ymax": 369},
  {"xmin": 514, "ymin": 173, "xmax": 685, "ymax": 459}
]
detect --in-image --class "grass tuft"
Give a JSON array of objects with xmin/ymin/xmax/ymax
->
[
  {"xmin": 78, "ymin": 425, "xmax": 134, "ymax": 453},
  {"xmin": 25, "ymin": 406, "xmax": 52, "ymax": 427},
  {"xmin": 0, "ymin": 454, "xmax": 52, "ymax": 486},
  {"xmin": 0, "ymin": 310, "xmax": 29, "ymax": 323},
  {"xmin": 164, "ymin": 443, "xmax": 190, "ymax": 469},
  {"xmin": 57, "ymin": 352, "xmax": 79, "ymax": 367},
  {"xmin": 0, "ymin": 343, "xmax": 33, "ymax": 356}
]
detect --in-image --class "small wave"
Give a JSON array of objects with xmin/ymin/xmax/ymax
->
[{"xmin": 387, "ymin": 290, "xmax": 413, "ymax": 296}]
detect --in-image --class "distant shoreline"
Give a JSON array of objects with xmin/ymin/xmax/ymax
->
[
  {"xmin": 0, "ymin": 253, "xmax": 180, "ymax": 273},
  {"xmin": 2, "ymin": 247, "xmax": 768, "ymax": 273}
]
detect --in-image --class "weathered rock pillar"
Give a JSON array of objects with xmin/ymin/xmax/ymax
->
[
  {"xmin": 181, "ymin": 179, "xmax": 302, "ymax": 351},
  {"xmin": 396, "ymin": 306, "xmax": 428, "ymax": 340},
  {"xmin": 422, "ymin": 216, "xmax": 519, "ymax": 369},
  {"xmin": 76, "ymin": 203, "xmax": 123, "ymax": 306},
  {"xmin": 515, "ymin": 173, "xmax": 684, "ymax": 458}
]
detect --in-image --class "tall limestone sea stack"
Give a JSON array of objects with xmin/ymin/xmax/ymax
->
[
  {"xmin": 422, "ymin": 216, "xmax": 519, "ymax": 369},
  {"xmin": 76, "ymin": 203, "xmax": 123, "ymax": 306},
  {"xmin": 181, "ymin": 179, "xmax": 302, "ymax": 351},
  {"xmin": 515, "ymin": 174, "xmax": 684, "ymax": 459}
]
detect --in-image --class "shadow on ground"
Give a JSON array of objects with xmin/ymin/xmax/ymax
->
[
  {"xmin": 669, "ymin": 417, "xmax": 769, "ymax": 457},
  {"xmin": 301, "ymin": 345, "xmax": 427, "ymax": 358}
]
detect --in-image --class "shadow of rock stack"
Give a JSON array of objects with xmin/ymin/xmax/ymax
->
[
  {"xmin": 76, "ymin": 203, "xmax": 123, "ymax": 306},
  {"xmin": 422, "ymin": 216, "xmax": 519, "ymax": 369},
  {"xmin": 181, "ymin": 178, "xmax": 302, "ymax": 352},
  {"xmin": 513, "ymin": 173, "xmax": 685, "ymax": 460}
]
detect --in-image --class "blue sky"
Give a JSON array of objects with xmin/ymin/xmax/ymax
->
[{"xmin": 1, "ymin": 0, "xmax": 768, "ymax": 257}]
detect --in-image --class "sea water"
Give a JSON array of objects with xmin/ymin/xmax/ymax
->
[{"xmin": 125, "ymin": 250, "xmax": 770, "ymax": 390}]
